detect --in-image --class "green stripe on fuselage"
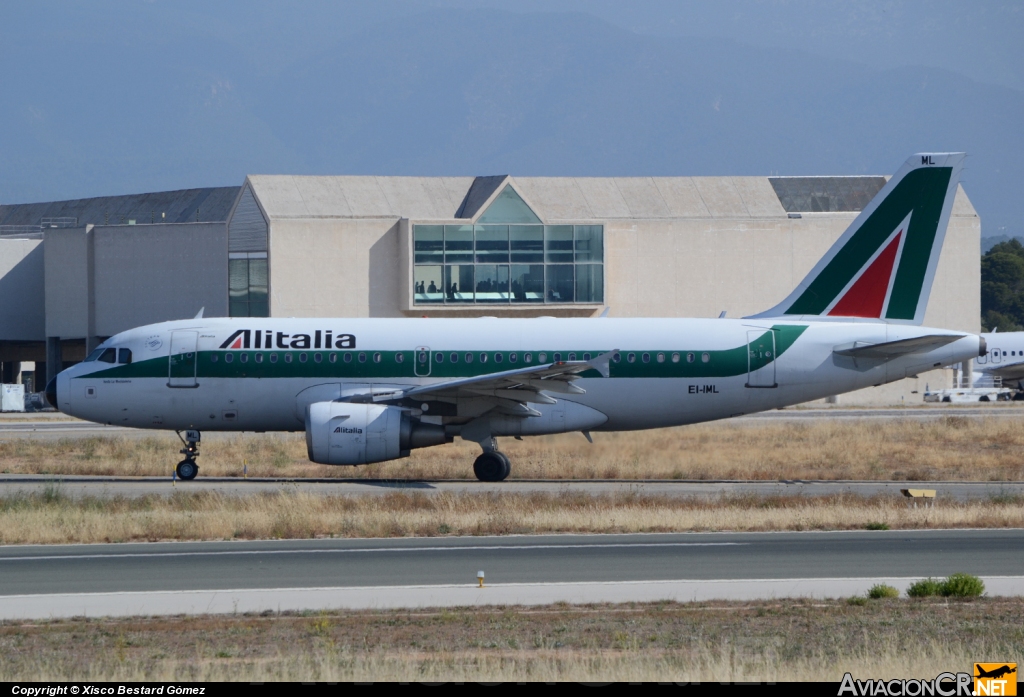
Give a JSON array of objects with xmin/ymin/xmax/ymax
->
[{"xmin": 77, "ymin": 326, "xmax": 808, "ymax": 381}]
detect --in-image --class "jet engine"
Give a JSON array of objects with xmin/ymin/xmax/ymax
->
[{"xmin": 305, "ymin": 401, "xmax": 449, "ymax": 465}]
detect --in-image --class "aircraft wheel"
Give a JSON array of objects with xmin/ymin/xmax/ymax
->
[
  {"xmin": 496, "ymin": 451, "xmax": 512, "ymax": 480},
  {"xmin": 473, "ymin": 452, "xmax": 509, "ymax": 482},
  {"xmin": 176, "ymin": 460, "xmax": 199, "ymax": 481}
]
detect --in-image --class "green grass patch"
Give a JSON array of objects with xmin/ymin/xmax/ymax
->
[
  {"xmin": 907, "ymin": 574, "xmax": 984, "ymax": 598},
  {"xmin": 868, "ymin": 584, "xmax": 899, "ymax": 599}
]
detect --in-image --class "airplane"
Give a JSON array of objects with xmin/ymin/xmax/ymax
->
[
  {"xmin": 46, "ymin": 152, "xmax": 984, "ymax": 482},
  {"xmin": 973, "ymin": 330, "xmax": 1024, "ymax": 390}
]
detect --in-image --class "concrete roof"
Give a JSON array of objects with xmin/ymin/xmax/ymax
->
[
  {"xmin": 244, "ymin": 175, "xmax": 978, "ymax": 222},
  {"xmin": 0, "ymin": 187, "xmax": 241, "ymax": 228}
]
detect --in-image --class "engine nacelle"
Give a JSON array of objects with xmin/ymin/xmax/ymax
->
[{"xmin": 305, "ymin": 402, "xmax": 448, "ymax": 465}]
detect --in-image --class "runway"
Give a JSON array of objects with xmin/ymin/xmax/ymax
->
[
  {"xmin": 1, "ymin": 529, "xmax": 1021, "ymax": 619},
  {"xmin": 2, "ymin": 405, "xmax": 1023, "ymax": 440},
  {"xmin": 1, "ymin": 473, "xmax": 1022, "ymax": 500}
]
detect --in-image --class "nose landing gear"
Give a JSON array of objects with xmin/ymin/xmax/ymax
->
[{"xmin": 175, "ymin": 429, "xmax": 201, "ymax": 481}]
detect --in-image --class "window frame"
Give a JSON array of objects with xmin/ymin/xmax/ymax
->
[{"xmin": 411, "ymin": 221, "xmax": 604, "ymax": 307}]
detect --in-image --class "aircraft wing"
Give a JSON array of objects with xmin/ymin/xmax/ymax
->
[
  {"xmin": 345, "ymin": 349, "xmax": 618, "ymax": 413},
  {"xmin": 980, "ymin": 360, "xmax": 1024, "ymax": 382},
  {"xmin": 833, "ymin": 334, "xmax": 962, "ymax": 359}
]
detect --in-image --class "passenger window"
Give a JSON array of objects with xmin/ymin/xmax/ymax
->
[
  {"xmin": 450, "ymin": 353, "xmax": 459, "ymax": 363},
  {"xmin": 509, "ymin": 353, "xmax": 517, "ymax": 363},
  {"xmin": 553, "ymin": 352, "xmax": 561, "ymax": 362},
  {"xmin": 567, "ymin": 353, "xmax": 576, "ymax": 361},
  {"xmin": 98, "ymin": 348, "xmax": 116, "ymax": 363},
  {"xmin": 118, "ymin": 348, "xmax": 132, "ymax": 364},
  {"xmin": 524, "ymin": 353, "xmax": 532, "ymax": 363},
  {"xmin": 494, "ymin": 353, "xmax": 503, "ymax": 363}
]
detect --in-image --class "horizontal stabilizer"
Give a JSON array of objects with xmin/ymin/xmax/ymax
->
[{"xmin": 833, "ymin": 334, "xmax": 961, "ymax": 359}]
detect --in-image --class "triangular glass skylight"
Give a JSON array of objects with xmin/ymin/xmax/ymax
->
[{"xmin": 476, "ymin": 185, "xmax": 542, "ymax": 224}]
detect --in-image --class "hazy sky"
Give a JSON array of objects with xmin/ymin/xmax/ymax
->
[{"xmin": 1, "ymin": 1, "xmax": 1020, "ymax": 235}]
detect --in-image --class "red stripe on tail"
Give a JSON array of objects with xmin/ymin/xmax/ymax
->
[{"xmin": 827, "ymin": 231, "xmax": 902, "ymax": 318}]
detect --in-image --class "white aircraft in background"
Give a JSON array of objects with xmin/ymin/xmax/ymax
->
[
  {"xmin": 973, "ymin": 330, "xmax": 1024, "ymax": 390},
  {"xmin": 47, "ymin": 153, "xmax": 984, "ymax": 482}
]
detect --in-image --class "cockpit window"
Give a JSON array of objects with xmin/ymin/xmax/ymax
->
[
  {"xmin": 118, "ymin": 348, "xmax": 132, "ymax": 364},
  {"xmin": 98, "ymin": 348, "xmax": 116, "ymax": 363},
  {"xmin": 85, "ymin": 349, "xmax": 104, "ymax": 362}
]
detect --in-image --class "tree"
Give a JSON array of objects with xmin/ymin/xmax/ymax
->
[{"xmin": 981, "ymin": 239, "xmax": 1024, "ymax": 331}]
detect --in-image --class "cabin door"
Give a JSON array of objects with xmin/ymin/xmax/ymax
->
[
  {"xmin": 746, "ymin": 330, "xmax": 777, "ymax": 388},
  {"xmin": 168, "ymin": 331, "xmax": 199, "ymax": 388}
]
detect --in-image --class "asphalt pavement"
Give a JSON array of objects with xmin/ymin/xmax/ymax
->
[{"xmin": 0, "ymin": 529, "xmax": 1021, "ymax": 618}]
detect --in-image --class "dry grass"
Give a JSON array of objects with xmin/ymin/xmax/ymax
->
[
  {"xmin": 2, "ymin": 489, "xmax": 1023, "ymax": 544},
  {"xmin": 1, "ymin": 598, "xmax": 1019, "ymax": 681},
  {"xmin": 3, "ymin": 415, "xmax": 1024, "ymax": 480}
]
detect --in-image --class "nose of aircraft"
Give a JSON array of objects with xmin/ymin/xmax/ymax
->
[{"xmin": 45, "ymin": 377, "xmax": 57, "ymax": 409}]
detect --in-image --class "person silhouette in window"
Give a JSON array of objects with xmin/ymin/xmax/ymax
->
[{"xmin": 428, "ymin": 281, "xmax": 437, "ymax": 294}]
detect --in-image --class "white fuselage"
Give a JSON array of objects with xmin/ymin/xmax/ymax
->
[{"xmin": 54, "ymin": 317, "xmax": 981, "ymax": 436}]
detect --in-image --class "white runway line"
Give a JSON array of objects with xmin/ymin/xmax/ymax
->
[{"xmin": 3, "ymin": 576, "xmax": 1023, "ymax": 620}]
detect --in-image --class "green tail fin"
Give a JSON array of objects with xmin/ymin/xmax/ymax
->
[{"xmin": 751, "ymin": 152, "xmax": 965, "ymax": 325}]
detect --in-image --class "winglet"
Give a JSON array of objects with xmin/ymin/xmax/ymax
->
[
  {"xmin": 587, "ymin": 349, "xmax": 618, "ymax": 378},
  {"xmin": 193, "ymin": 307, "xmax": 205, "ymax": 319}
]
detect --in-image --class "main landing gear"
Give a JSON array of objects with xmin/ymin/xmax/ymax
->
[
  {"xmin": 175, "ymin": 430, "xmax": 201, "ymax": 481},
  {"xmin": 473, "ymin": 439, "xmax": 511, "ymax": 482}
]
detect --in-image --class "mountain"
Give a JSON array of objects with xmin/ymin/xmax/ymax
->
[{"xmin": 0, "ymin": 5, "xmax": 1021, "ymax": 238}]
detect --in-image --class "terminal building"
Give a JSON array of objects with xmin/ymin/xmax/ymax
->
[{"xmin": 0, "ymin": 171, "xmax": 980, "ymax": 405}]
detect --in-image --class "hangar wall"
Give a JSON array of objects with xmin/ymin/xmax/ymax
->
[
  {"xmin": 91, "ymin": 222, "xmax": 228, "ymax": 336},
  {"xmin": 0, "ymin": 239, "xmax": 44, "ymax": 341}
]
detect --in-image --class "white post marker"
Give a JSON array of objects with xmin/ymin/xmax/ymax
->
[{"xmin": 477, "ymin": 571, "xmax": 485, "ymax": 588}]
